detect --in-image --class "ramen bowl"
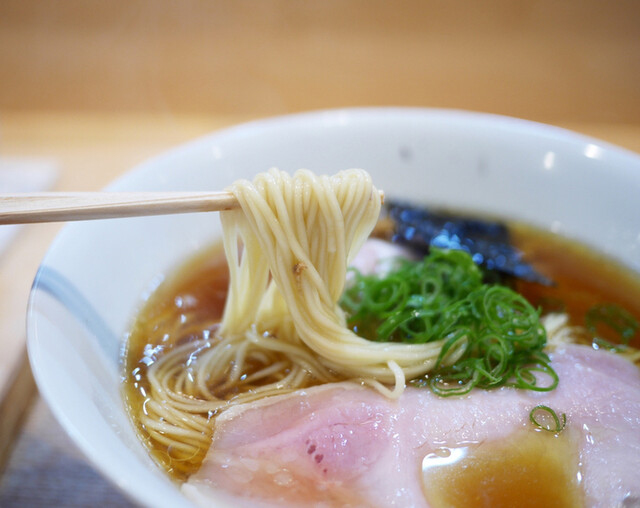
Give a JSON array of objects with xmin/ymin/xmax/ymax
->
[{"xmin": 27, "ymin": 108, "xmax": 640, "ymax": 507}]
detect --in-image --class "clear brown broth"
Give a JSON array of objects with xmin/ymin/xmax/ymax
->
[
  {"xmin": 421, "ymin": 428, "xmax": 583, "ymax": 508},
  {"xmin": 122, "ymin": 223, "xmax": 640, "ymax": 500},
  {"xmin": 511, "ymin": 224, "xmax": 640, "ymax": 349}
]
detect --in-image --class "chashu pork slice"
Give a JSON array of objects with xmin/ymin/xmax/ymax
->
[{"xmin": 183, "ymin": 345, "xmax": 640, "ymax": 508}]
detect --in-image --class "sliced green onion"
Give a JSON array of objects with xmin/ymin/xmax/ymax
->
[
  {"xmin": 341, "ymin": 248, "xmax": 556, "ymax": 396},
  {"xmin": 529, "ymin": 405, "xmax": 567, "ymax": 433}
]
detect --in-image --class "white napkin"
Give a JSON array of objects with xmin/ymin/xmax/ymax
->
[{"xmin": 0, "ymin": 157, "xmax": 58, "ymax": 256}]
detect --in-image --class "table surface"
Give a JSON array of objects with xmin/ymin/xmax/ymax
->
[{"xmin": 0, "ymin": 112, "xmax": 638, "ymax": 506}]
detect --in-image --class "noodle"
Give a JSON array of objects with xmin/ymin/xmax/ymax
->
[
  {"xmin": 219, "ymin": 168, "xmax": 459, "ymax": 389},
  {"xmin": 141, "ymin": 168, "xmax": 451, "ymax": 472}
]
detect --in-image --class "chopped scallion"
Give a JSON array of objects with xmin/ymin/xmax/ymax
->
[
  {"xmin": 529, "ymin": 405, "xmax": 567, "ymax": 433},
  {"xmin": 340, "ymin": 248, "xmax": 557, "ymax": 396}
]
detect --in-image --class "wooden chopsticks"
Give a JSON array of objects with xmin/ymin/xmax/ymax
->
[{"xmin": 0, "ymin": 192, "xmax": 240, "ymax": 224}]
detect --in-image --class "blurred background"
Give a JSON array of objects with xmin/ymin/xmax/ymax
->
[
  {"xmin": 0, "ymin": 1, "xmax": 638, "ymax": 506},
  {"xmin": 1, "ymin": 0, "xmax": 639, "ymax": 121}
]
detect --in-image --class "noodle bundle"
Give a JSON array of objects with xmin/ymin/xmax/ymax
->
[
  {"xmin": 220, "ymin": 168, "xmax": 450, "ymax": 397},
  {"xmin": 141, "ymin": 168, "xmax": 450, "ymax": 473}
]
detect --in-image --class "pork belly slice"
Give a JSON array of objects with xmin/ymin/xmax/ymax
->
[{"xmin": 183, "ymin": 345, "xmax": 640, "ymax": 508}]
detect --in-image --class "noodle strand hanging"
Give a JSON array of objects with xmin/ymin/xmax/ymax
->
[
  {"xmin": 142, "ymin": 168, "xmax": 449, "ymax": 475},
  {"xmin": 220, "ymin": 168, "xmax": 450, "ymax": 392}
]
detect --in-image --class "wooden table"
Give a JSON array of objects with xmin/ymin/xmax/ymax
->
[{"xmin": 0, "ymin": 112, "xmax": 638, "ymax": 506}]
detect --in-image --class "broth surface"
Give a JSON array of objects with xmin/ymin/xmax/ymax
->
[
  {"xmin": 123, "ymin": 222, "xmax": 640, "ymax": 493},
  {"xmin": 512, "ymin": 225, "xmax": 640, "ymax": 348},
  {"xmin": 421, "ymin": 429, "xmax": 582, "ymax": 508},
  {"xmin": 123, "ymin": 247, "xmax": 230, "ymax": 479}
]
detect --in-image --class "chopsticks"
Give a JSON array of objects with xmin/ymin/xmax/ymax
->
[
  {"xmin": 0, "ymin": 191, "xmax": 239, "ymax": 224},
  {"xmin": 0, "ymin": 190, "xmax": 386, "ymax": 224}
]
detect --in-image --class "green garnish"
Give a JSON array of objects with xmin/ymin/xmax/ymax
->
[
  {"xmin": 529, "ymin": 405, "xmax": 567, "ymax": 433},
  {"xmin": 340, "ymin": 248, "xmax": 557, "ymax": 396},
  {"xmin": 585, "ymin": 303, "xmax": 639, "ymax": 350}
]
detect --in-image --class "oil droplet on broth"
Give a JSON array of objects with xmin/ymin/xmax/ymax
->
[{"xmin": 421, "ymin": 429, "xmax": 583, "ymax": 508}]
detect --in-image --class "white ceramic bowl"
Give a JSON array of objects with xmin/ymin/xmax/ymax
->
[{"xmin": 27, "ymin": 109, "xmax": 640, "ymax": 507}]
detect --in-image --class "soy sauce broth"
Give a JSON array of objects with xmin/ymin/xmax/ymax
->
[
  {"xmin": 512, "ymin": 224, "xmax": 640, "ymax": 349},
  {"xmin": 122, "ymin": 222, "xmax": 640, "ymax": 484},
  {"xmin": 122, "ymin": 246, "xmax": 230, "ymax": 480},
  {"xmin": 421, "ymin": 429, "xmax": 583, "ymax": 508}
]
